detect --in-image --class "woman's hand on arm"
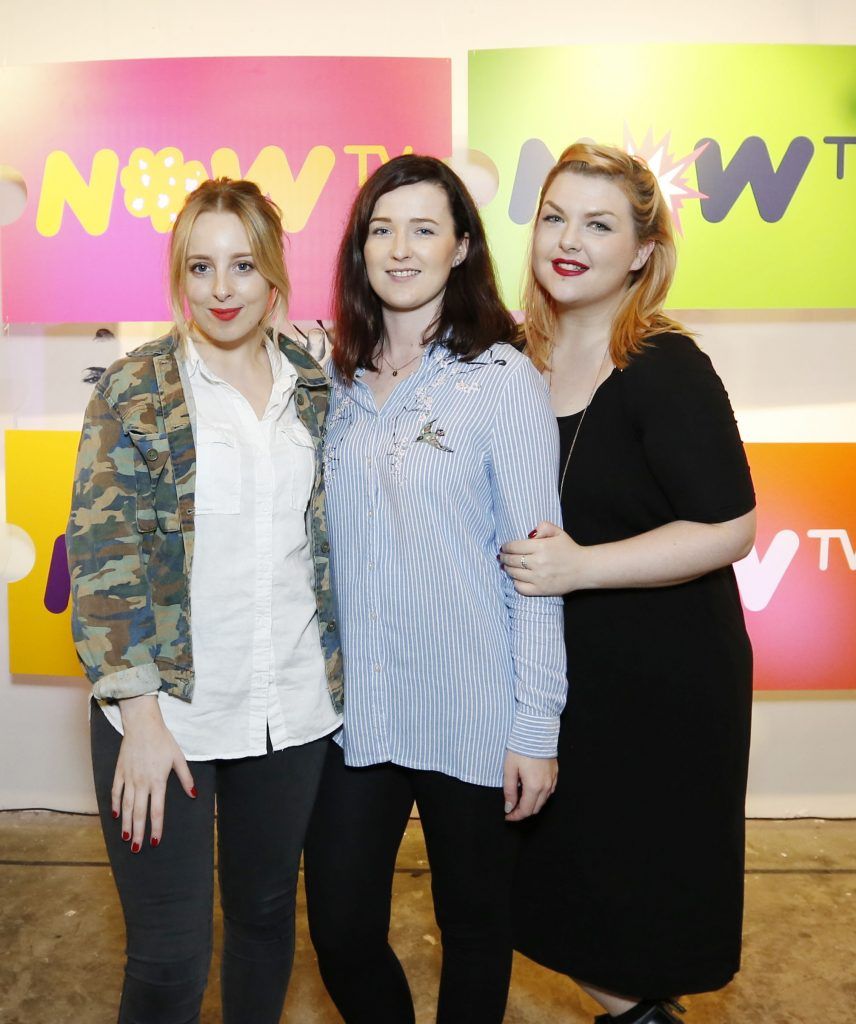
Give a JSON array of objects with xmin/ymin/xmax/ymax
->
[
  {"xmin": 500, "ymin": 510, "xmax": 756, "ymax": 596},
  {"xmin": 503, "ymin": 751, "xmax": 558, "ymax": 822},
  {"xmin": 114, "ymin": 696, "xmax": 196, "ymax": 851}
]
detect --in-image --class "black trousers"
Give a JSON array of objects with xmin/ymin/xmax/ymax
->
[
  {"xmin": 90, "ymin": 702, "xmax": 328, "ymax": 1024},
  {"xmin": 304, "ymin": 740, "xmax": 519, "ymax": 1024}
]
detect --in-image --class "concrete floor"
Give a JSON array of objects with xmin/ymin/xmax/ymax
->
[{"xmin": 0, "ymin": 814, "xmax": 854, "ymax": 1023}]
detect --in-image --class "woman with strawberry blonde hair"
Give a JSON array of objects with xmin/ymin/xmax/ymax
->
[{"xmin": 500, "ymin": 143, "xmax": 756, "ymax": 1024}]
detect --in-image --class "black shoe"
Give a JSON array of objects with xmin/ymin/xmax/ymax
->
[{"xmin": 594, "ymin": 999, "xmax": 686, "ymax": 1024}]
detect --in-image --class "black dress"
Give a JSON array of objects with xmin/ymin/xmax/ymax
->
[{"xmin": 513, "ymin": 333, "xmax": 755, "ymax": 998}]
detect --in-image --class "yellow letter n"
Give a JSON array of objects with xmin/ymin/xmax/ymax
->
[{"xmin": 36, "ymin": 150, "xmax": 120, "ymax": 237}]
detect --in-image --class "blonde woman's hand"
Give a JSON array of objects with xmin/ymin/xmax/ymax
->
[
  {"xmin": 503, "ymin": 751, "xmax": 558, "ymax": 821},
  {"xmin": 113, "ymin": 695, "xmax": 196, "ymax": 852}
]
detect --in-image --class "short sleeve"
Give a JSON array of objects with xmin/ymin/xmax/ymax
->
[{"xmin": 621, "ymin": 334, "xmax": 755, "ymax": 524}]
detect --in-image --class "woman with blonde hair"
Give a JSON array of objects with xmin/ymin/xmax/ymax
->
[
  {"xmin": 500, "ymin": 143, "xmax": 755, "ymax": 1024},
  {"xmin": 67, "ymin": 177, "xmax": 343, "ymax": 1023}
]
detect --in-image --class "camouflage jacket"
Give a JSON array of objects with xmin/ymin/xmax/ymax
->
[{"xmin": 67, "ymin": 332, "xmax": 344, "ymax": 713}]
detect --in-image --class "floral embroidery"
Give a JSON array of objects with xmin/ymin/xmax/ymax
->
[
  {"xmin": 415, "ymin": 419, "xmax": 454, "ymax": 452},
  {"xmin": 323, "ymin": 381, "xmax": 354, "ymax": 478},
  {"xmin": 389, "ymin": 436, "xmax": 410, "ymax": 476}
]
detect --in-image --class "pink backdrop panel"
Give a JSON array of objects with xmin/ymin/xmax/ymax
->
[{"xmin": 0, "ymin": 57, "xmax": 451, "ymax": 322}]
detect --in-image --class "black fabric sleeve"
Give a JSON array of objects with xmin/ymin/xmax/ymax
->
[{"xmin": 621, "ymin": 333, "xmax": 755, "ymax": 523}]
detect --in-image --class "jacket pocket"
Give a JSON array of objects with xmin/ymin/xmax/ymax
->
[{"xmin": 131, "ymin": 434, "xmax": 174, "ymax": 534}]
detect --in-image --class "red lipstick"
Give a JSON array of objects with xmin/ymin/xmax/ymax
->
[
  {"xmin": 552, "ymin": 259, "xmax": 589, "ymax": 277},
  {"xmin": 210, "ymin": 308, "xmax": 241, "ymax": 321}
]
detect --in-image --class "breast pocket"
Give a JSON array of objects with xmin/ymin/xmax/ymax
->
[
  {"xmin": 276, "ymin": 423, "xmax": 317, "ymax": 513},
  {"xmin": 194, "ymin": 426, "xmax": 241, "ymax": 515}
]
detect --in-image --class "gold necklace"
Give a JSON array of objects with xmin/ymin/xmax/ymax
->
[
  {"xmin": 554, "ymin": 345, "xmax": 611, "ymax": 499},
  {"xmin": 380, "ymin": 348, "xmax": 423, "ymax": 377}
]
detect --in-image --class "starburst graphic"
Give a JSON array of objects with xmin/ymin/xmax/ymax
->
[{"xmin": 624, "ymin": 128, "xmax": 708, "ymax": 237}]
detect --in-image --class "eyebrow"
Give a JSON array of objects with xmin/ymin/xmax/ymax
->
[
  {"xmin": 186, "ymin": 252, "xmax": 254, "ymax": 260},
  {"xmin": 542, "ymin": 200, "xmax": 618, "ymax": 218},
  {"xmin": 368, "ymin": 216, "xmax": 441, "ymax": 225}
]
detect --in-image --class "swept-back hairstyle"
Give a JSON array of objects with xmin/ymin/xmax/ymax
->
[
  {"xmin": 332, "ymin": 154, "xmax": 516, "ymax": 381},
  {"xmin": 169, "ymin": 178, "xmax": 289, "ymax": 341},
  {"xmin": 523, "ymin": 142, "xmax": 686, "ymax": 372}
]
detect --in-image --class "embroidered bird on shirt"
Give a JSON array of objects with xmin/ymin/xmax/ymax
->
[{"xmin": 415, "ymin": 419, "xmax": 454, "ymax": 452}]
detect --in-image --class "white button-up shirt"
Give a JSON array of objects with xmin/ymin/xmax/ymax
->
[{"xmin": 101, "ymin": 337, "xmax": 342, "ymax": 759}]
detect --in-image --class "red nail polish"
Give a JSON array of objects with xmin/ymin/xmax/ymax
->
[
  {"xmin": 528, "ymin": 529, "xmax": 538, "ymax": 539},
  {"xmin": 122, "ymin": 831, "xmax": 130, "ymax": 842},
  {"xmin": 150, "ymin": 836, "xmax": 160, "ymax": 848},
  {"xmin": 190, "ymin": 786, "xmax": 198, "ymax": 798},
  {"xmin": 131, "ymin": 842, "xmax": 141, "ymax": 853},
  {"xmin": 111, "ymin": 809, "xmax": 119, "ymax": 819}
]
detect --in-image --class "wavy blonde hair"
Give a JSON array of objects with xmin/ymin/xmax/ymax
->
[
  {"xmin": 523, "ymin": 142, "xmax": 686, "ymax": 372},
  {"xmin": 169, "ymin": 178, "xmax": 290, "ymax": 342}
]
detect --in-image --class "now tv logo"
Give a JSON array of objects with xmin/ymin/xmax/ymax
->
[
  {"xmin": 508, "ymin": 135, "xmax": 854, "ymax": 226},
  {"xmin": 735, "ymin": 528, "xmax": 856, "ymax": 612}
]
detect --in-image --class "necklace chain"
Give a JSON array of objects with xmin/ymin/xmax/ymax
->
[
  {"xmin": 380, "ymin": 348, "xmax": 423, "ymax": 377},
  {"xmin": 555, "ymin": 346, "xmax": 611, "ymax": 499}
]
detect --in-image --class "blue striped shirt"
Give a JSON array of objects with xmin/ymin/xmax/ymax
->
[{"xmin": 324, "ymin": 342, "xmax": 567, "ymax": 787}]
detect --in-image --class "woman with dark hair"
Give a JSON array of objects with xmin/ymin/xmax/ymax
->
[
  {"xmin": 67, "ymin": 178, "xmax": 343, "ymax": 1023},
  {"xmin": 501, "ymin": 143, "xmax": 755, "ymax": 1024},
  {"xmin": 303, "ymin": 154, "xmax": 567, "ymax": 1023}
]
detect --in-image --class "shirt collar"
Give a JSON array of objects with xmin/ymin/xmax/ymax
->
[{"xmin": 182, "ymin": 336, "xmax": 298, "ymax": 394}]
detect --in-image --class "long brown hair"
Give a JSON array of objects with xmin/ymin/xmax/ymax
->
[
  {"xmin": 332, "ymin": 155, "xmax": 516, "ymax": 382},
  {"xmin": 169, "ymin": 178, "xmax": 289, "ymax": 341},
  {"xmin": 523, "ymin": 142, "xmax": 686, "ymax": 372}
]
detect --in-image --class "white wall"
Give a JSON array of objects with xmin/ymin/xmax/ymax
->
[{"xmin": 1, "ymin": 0, "xmax": 855, "ymax": 814}]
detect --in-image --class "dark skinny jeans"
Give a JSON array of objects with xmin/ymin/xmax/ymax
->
[
  {"xmin": 304, "ymin": 740, "xmax": 519, "ymax": 1024},
  {"xmin": 91, "ymin": 701, "xmax": 327, "ymax": 1024}
]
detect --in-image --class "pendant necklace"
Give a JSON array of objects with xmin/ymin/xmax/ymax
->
[
  {"xmin": 553, "ymin": 344, "xmax": 611, "ymax": 499},
  {"xmin": 381, "ymin": 348, "xmax": 423, "ymax": 377}
]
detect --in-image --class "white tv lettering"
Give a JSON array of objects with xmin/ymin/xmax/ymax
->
[
  {"xmin": 806, "ymin": 529, "xmax": 856, "ymax": 571},
  {"xmin": 733, "ymin": 530, "xmax": 800, "ymax": 612}
]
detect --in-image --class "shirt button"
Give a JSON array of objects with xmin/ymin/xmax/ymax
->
[
  {"xmin": 367, "ymin": 510, "xmax": 374, "ymax": 518},
  {"xmin": 373, "ymin": 663, "xmax": 381, "ymax": 673},
  {"xmin": 320, "ymin": 541, "xmax": 330, "ymax": 554},
  {"xmin": 145, "ymin": 449, "xmax": 159, "ymax": 461},
  {"xmin": 367, "ymin": 561, "xmax": 374, "ymax": 570},
  {"xmin": 369, "ymin": 610, "xmax": 378, "ymax": 621},
  {"xmin": 366, "ymin": 457, "xmax": 372, "ymax": 467},
  {"xmin": 326, "ymin": 620, "xmax": 336, "ymax": 632},
  {"xmin": 185, "ymin": 507, "xmax": 195, "ymax": 518}
]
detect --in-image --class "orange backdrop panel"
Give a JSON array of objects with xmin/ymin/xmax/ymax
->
[{"xmin": 741, "ymin": 443, "xmax": 856, "ymax": 692}]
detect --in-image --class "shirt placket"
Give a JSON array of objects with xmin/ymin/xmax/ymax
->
[{"xmin": 248, "ymin": 405, "xmax": 277, "ymax": 747}]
